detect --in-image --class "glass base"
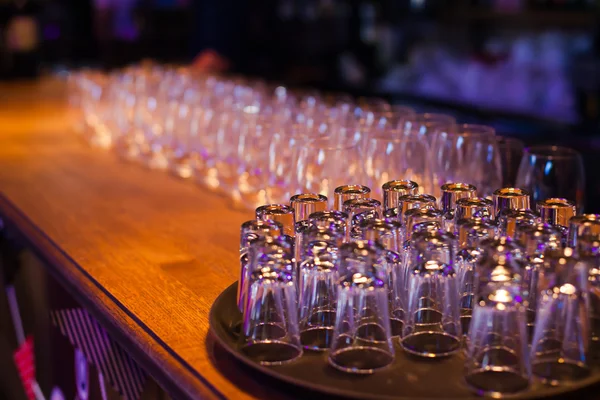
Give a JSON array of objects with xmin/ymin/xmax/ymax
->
[
  {"xmin": 241, "ymin": 340, "xmax": 303, "ymax": 366},
  {"xmin": 532, "ymin": 360, "xmax": 590, "ymax": 385},
  {"xmin": 401, "ymin": 331, "xmax": 461, "ymax": 358},
  {"xmin": 465, "ymin": 368, "xmax": 529, "ymax": 397},
  {"xmin": 300, "ymin": 327, "xmax": 334, "ymax": 351},
  {"xmin": 328, "ymin": 347, "xmax": 394, "ymax": 374}
]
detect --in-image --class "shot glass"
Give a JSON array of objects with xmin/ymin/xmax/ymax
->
[
  {"xmin": 497, "ymin": 209, "xmax": 538, "ymax": 239},
  {"xmin": 515, "ymin": 223, "xmax": 563, "ymax": 336},
  {"xmin": 454, "ymin": 197, "xmax": 494, "ymax": 225},
  {"xmin": 308, "ymin": 210, "xmax": 348, "ymax": 239},
  {"xmin": 298, "ymin": 238, "xmax": 340, "ymax": 351},
  {"xmin": 238, "ymin": 220, "xmax": 283, "ymax": 312},
  {"xmin": 334, "ymin": 185, "xmax": 371, "ymax": 211},
  {"xmin": 537, "ymin": 198, "xmax": 576, "ymax": 242},
  {"xmin": 343, "ymin": 198, "xmax": 383, "ymax": 240},
  {"xmin": 578, "ymin": 237, "xmax": 600, "ymax": 351},
  {"xmin": 465, "ymin": 281, "xmax": 530, "ymax": 396},
  {"xmin": 530, "ymin": 247, "xmax": 590, "ymax": 384},
  {"xmin": 328, "ymin": 244, "xmax": 395, "ymax": 374},
  {"xmin": 493, "ymin": 187, "xmax": 531, "ymax": 218},
  {"xmin": 241, "ymin": 238, "xmax": 302, "ymax": 365},
  {"xmin": 359, "ymin": 219, "xmax": 404, "ymax": 336},
  {"xmin": 401, "ymin": 230, "xmax": 461, "ymax": 358},
  {"xmin": 456, "ymin": 218, "xmax": 496, "ymax": 334},
  {"xmin": 397, "ymin": 194, "xmax": 437, "ymax": 219},
  {"xmin": 290, "ymin": 193, "xmax": 328, "ymax": 223},
  {"xmin": 256, "ymin": 204, "xmax": 296, "ymax": 238},
  {"xmin": 382, "ymin": 180, "xmax": 419, "ymax": 210},
  {"xmin": 440, "ymin": 183, "xmax": 477, "ymax": 233},
  {"xmin": 568, "ymin": 214, "xmax": 600, "ymax": 250}
]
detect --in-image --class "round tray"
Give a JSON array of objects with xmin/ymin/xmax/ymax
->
[{"xmin": 209, "ymin": 282, "xmax": 600, "ymax": 400}]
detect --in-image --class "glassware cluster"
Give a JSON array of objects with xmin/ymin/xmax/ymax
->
[
  {"xmin": 240, "ymin": 178, "xmax": 599, "ymax": 397},
  {"xmin": 68, "ymin": 64, "xmax": 572, "ymax": 211}
]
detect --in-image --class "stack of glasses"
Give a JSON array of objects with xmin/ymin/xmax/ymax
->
[
  {"xmin": 239, "ymin": 180, "xmax": 600, "ymax": 397},
  {"xmin": 66, "ymin": 65, "xmax": 586, "ymax": 212}
]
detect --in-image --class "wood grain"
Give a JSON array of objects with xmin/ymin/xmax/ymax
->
[{"xmin": 0, "ymin": 79, "xmax": 282, "ymax": 399}]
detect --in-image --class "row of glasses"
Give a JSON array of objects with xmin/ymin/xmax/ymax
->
[
  {"xmin": 237, "ymin": 178, "xmax": 598, "ymax": 397},
  {"xmin": 67, "ymin": 64, "xmax": 587, "ymax": 215}
]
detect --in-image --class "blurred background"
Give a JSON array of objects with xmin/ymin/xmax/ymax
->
[{"xmin": 0, "ymin": 0, "xmax": 599, "ymax": 205}]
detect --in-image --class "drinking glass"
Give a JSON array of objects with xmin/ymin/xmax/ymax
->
[
  {"xmin": 493, "ymin": 188, "xmax": 531, "ymax": 218},
  {"xmin": 497, "ymin": 136, "xmax": 525, "ymax": 187},
  {"xmin": 235, "ymin": 117, "xmax": 272, "ymax": 209},
  {"xmin": 308, "ymin": 211, "xmax": 348, "ymax": 239},
  {"xmin": 537, "ymin": 198, "xmax": 576, "ymax": 244},
  {"xmin": 333, "ymin": 185, "xmax": 371, "ymax": 212},
  {"xmin": 568, "ymin": 214, "xmax": 600, "ymax": 250},
  {"xmin": 530, "ymin": 248, "xmax": 590, "ymax": 384},
  {"xmin": 297, "ymin": 137, "xmax": 363, "ymax": 199},
  {"xmin": 456, "ymin": 218, "xmax": 497, "ymax": 336},
  {"xmin": 241, "ymin": 238, "xmax": 302, "ymax": 365},
  {"xmin": 238, "ymin": 220, "xmax": 283, "ymax": 311},
  {"xmin": 497, "ymin": 209, "xmax": 538, "ymax": 239},
  {"xmin": 515, "ymin": 223, "xmax": 563, "ymax": 335},
  {"xmin": 343, "ymin": 198, "xmax": 383, "ymax": 240},
  {"xmin": 401, "ymin": 230, "xmax": 461, "ymax": 358},
  {"xmin": 298, "ymin": 237, "xmax": 340, "ymax": 351},
  {"xmin": 359, "ymin": 219, "xmax": 404, "ymax": 336},
  {"xmin": 255, "ymin": 204, "xmax": 296, "ymax": 238},
  {"xmin": 465, "ymin": 236, "xmax": 530, "ymax": 396},
  {"xmin": 382, "ymin": 180, "xmax": 419, "ymax": 210},
  {"xmin": 465, "ymin": 282, "xmax": 530, "ymax": 396},
  {"xmin": 328, "ymin": 242, "xmax": 395, "ymax": 374},
  {"xmin": 454, "ymin": 197, "xmax": 494, "ymax": 224},
  {"xmin": 290, "ymin": 193, "xmax": 328, "ymax": 223},
  {"xmin": 440, "ymin": 183, "xmax": 477, "ymax": 233},
  {"xmin": 363, "ymin": 134, "xmax": 434, "ymax": 197},
  {"xmin": 267, "ymin": 123, "xmax": 323, "ymax": 204},
  {"xmin": 430, "ymin": 124, "xmax": 501, "ymax": 198},
  {"xmin": 516, "ymin": 145, "xmax": 586, "ymax": 211}
]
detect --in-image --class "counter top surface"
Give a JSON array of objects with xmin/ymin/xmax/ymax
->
[{"xmin": 0, "ymin": 79, "xmax": 291, "ymax": 400}]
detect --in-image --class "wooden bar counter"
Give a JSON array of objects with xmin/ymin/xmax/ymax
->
[{"xmin": 0, "ymin": 80, "xmax": 295, "ymax": 400}]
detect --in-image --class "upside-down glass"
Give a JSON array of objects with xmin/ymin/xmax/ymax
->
[
  {"xmin": 537, "ymin": 198, "xmax": 577, "ymax": 244},
  {"xmin": 516, "ymin": 145, "xmax": 586, "ymax": 212},
  {"xmin": 454, "ymin": 197, "xmax": 494, "ymax": 224},
  {"xmin": 363, "ymin": 134, "xmax": 434, "ymax": 197},
  {"xmin": 298, "ymin": 236, "xmax": 340, "ymax": 351},
  {"xmin": 382, "ymin": 180, "xmax": 419, "ymax": 210},
  {"xmin": 238, "ymin": 220, "xmax": 283, "ymax": 311},
  {"xmin": 333, "ymin": 185, "xmax": 371, "ymax": 212},
  {"xmin": 456, "ymin": 218, "xmax": 496, "ymax": 335},
  {"xmin": 497, "ymin": 209, "xmax": 538, "ymax": 239},
  {"xmin": 329, "ymin": 242, "xmax": 395, "ymax": 374},
  {"xmin": 242, "ymin": 238, "xmax": 302, "ymax": 365},
  {"xmin": 568, "ymin": 214, "xmax": 600, "ymax": 250},
  {"xmin": 256, "ymin": 204, "xmax": 296, "ymax": 238},
  {"xmin": 530, "ymin": 247, "xmax": 590, "ymax": 384},
  {"xmin": 401, "ymin": 230, "xmax": 461, "ymax": 358},
  {"xmin": 290, "ymin": 193, "xmax": 328, "ymax": 223},
  {"xmin": 465, "ymin": 237, "xmax": 530, "ymax": 396},
  {"xmin": 515, "ymin": 223, "xmax": 563, "ymax": 336},
  {"xmin": 343, "ymin": 198, "xmax": 383, "ymax": 240},
  {"xmin": 308, "ymin": 210, "xmax": 348, "ymax": 239},
  {"xmin": 360, "ymin": 219, "xmax": 404, "ymax": 336},
  {"xmin": 440, "ymin": 183, "xmax": 477, "ymax": 233}
]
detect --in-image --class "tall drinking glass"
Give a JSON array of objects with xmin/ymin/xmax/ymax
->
[{"xmin": 516, "ymin": 145, "xmax": 585, "ymax": 211}]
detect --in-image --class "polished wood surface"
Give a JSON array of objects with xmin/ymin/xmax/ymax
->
[{"xmin": 0, "ymin": 79, "xmax": 292, "ymax": 400}]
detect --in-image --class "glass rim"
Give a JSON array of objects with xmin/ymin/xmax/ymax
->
[{"xmin": 523, "ymin": 145, "xmax": 581, "ymax": 160}]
